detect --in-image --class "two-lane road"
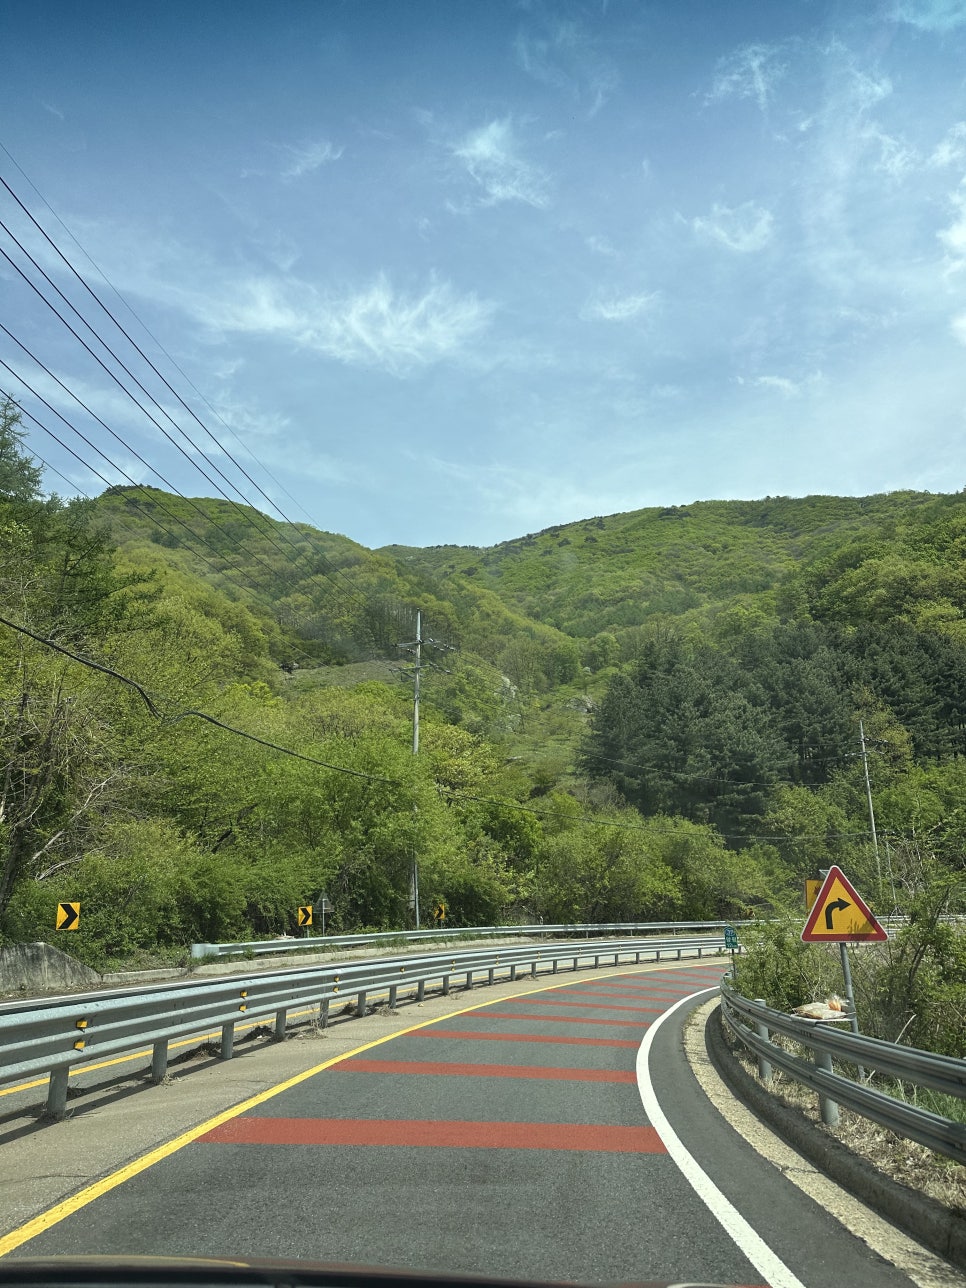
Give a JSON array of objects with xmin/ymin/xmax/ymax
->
[{"xmin": 0, "ymin": 962, "xmax": 933, "ymax": 1286}]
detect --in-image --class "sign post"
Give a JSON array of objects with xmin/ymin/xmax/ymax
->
[
  {"xmin": 723, "ymin": 925, "xmax": 739, "ymax": 976},
  {"xmin": 804, "ymin": 878, "xmax": 821, "ymax": 912},
  {"xmin": 314, "ymin": 894, "xmax": 330, "ymax": 936}
]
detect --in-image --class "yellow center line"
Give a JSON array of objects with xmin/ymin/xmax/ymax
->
[{"xmin": 0, "ymin": 961, "xmax": 711, "ymax": 1258}]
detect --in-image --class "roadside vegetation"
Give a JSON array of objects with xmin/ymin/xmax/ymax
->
[
  {"xmin": 2, "ymin": 397, "xmax": 965, "ymax": 996},
  {"xmin": 731, "ymin": 855, "xmax": 966, "ymax": 1057}
]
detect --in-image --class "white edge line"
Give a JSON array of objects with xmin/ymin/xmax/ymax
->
[{"xmin": 636, "ymin": 986, "xmax": 808, "ymax": 1288}]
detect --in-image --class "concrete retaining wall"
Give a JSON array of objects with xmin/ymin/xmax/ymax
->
[{"xmin": 0, "ymin": 941, "xmax": 101, "ymax": 995}]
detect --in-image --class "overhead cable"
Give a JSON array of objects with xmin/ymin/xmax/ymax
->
[{"xmin": 0, "ymin": 174, "xmax": 381, "ymax": 621}]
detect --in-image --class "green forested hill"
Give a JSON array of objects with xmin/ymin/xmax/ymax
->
[
  {"xmin": 2, "ymin": 393, "xmax": 965, "ymax": 1022},
  {"xmin": 384, "ymin": 489, "xmax": 966, "ymax": 642}
]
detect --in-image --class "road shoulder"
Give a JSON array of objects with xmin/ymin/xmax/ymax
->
[{"xmin": 687, "ymin": 997, "xmax": 966, "ymax": 1288}]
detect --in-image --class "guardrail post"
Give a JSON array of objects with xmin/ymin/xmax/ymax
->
[
  {"xmin": 465, "ymin": 971, "xmax": 473, "ymax": 990},
  {"xmin": 220, "ymin": 1022, "xmax": 234, "ymax": 1060},
  {"xmin": 753, "ymin": 1001, "xmax": 772, "ymax": 1086},
  {"xmin": 816, "ymin": 1051, "xmax": 839, "ymax": 1126},
  {"xmin": 320, "ymin": 998, "xmax": 330, "ymax": 1028},
  {"xmin": 675, "ymin": 948, "xmax": 680, "ymax": 960},
  {"xmin": 417, "ymin": 979, "xmax": 426, "ymax": 1002},
  {"xmin": 510, "ymin": 964, "xmax": 517, "ymax": 981},
  {"xmin": 151, "ymin": 1039, "xmax": 169, "ymax": 1082},
  {"xmin": 552, "ymin": 958, "xmax": 558, "ymax": 974},
  {"xmin": 389, "ymin": 985, "xmax": 398, "ymax": 1008},
  {"xmin": 46, "ymin": 1067, "xmax": 69, "ymax": 1119},
  {"xmin": 356, "ymin": 990, "xmax": 367, "ymax": 1016},
  {"xmin": 487, "ymin": 966, "xmax": 495, "ymax": 985},
  {"xmin": 442, "ymin": 975, "xmax": 450, "ymax": 995},
  {"xmin": 274, "ymin": 1009, "xmax": 287, "ymax": 1041},
  {"xmin": 530, "ymin": 959, "xmax": 537, "ymax": 979}
]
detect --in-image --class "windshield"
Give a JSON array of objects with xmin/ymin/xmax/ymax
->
[{"xmin": 0, "ymin": 4, "xmax": 964, "ymax": 1287}]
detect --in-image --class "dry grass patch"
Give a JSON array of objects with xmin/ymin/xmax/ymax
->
[{"xmin": 724, "ymin": 1025, "xmax": 966, "ymax": 1215}]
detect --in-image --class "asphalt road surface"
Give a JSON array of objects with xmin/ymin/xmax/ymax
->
[{"xmin": 0, "ymin": 961, "xmax": 938, "ymax": 1287}]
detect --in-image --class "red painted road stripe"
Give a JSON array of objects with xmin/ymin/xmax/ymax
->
[
  {"xmin": 568, "ymin": 985, "xmax": 697, "ymax": 997},
  {"xmin": 618, "ymin": 969, "xmax": 723, "ymax": 977},
  {"xmin": 510, "ymin": 996, "xmax": 661, "ymax": 1013},
  {"xmin": 329, "ymin": 1058, "xmax": 637, "ymax": 1082},
  {"xmin": 415, "ymin": 1028, "xmax": 638, "ymax": 1048},
  {"xmin": 481, "ymin": 1010, "xmax": 650, "ymax": 1027},
  {"xmin": 200, "ymin": 1117, "xmax": 665, "ymax": 1153},
  {"xmin": 561, "ymin": 988, "xmax": 678, "ymax": 1001}
]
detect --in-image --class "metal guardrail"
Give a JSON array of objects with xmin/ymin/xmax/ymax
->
[
  {"xmin": 720, "ymin": 979, "xmax": 966, "ymax": 1165},
  {"xmin": 190, "ymin": 920, "xmax": 742, "ymax": 960},
  {"xmin": 1, "ymin": 933, "xmax": 728, "ymax": 1120}
]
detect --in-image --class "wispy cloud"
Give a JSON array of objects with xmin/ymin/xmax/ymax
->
[
  {"xmin": 938, "ymin": 183, "xmax": 966, "ymax": 270},
  {"xmin": 311, "ymin": 276, "xmax": 495, "ymax": 371},
  {"xmin": 514, "ymin": 16, "xmax": 619, "ymax": 117},
  {"xmin": 280, "ymin": 139, "xmax": 344, "ymax": 180},
  {"xmin": 582, "ymin": 291, "xmax": 659, "ymax": 322},
  {"xmin": 862, "ymin": 126, "xmax": 917, "ymax": 178},
  {"xmin": 33, "ymin": 211, "xmax": 495, "ymax": 378},
  {"xmin": 741, "ymin": 372, "xmax": 826, "ymax": 398},
  {"xmin": 930, "ymin": 122, "xmax": 966, "ymax": 167},
  {"xmin": 893, "ymin": 0, "xmax": 966, "ymax": 32},
  {"xmin": 452, "ymin": 119, "xmax": 550, "ymax": 208},
  {"xmin": 692, "ymin": 201, "xmax": 774, "ymax": 253},
  {"xmin": 707, "ymin": 43, "xmax": 787, "ymax": 112},
  {"xmin": 951, "ymin": 312, "xmax": 966, "ymax": 344},
  {"xmin": 202, "ymin": 273, "xmax": 496, "ymax": 375}
]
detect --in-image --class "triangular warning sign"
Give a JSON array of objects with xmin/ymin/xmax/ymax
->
[{"xmin": 801, "ymin": 866, "xmax": 888, "ymax": 943}]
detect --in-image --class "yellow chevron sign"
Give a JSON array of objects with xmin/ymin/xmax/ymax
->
[{"xmin": 56, "ymin": 902, "xmax": 80, "ymax": 931}]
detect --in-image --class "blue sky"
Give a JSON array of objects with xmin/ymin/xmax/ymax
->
[{"xmin": 2, "ymin": 0, "xmax": 966, "ymax": 548}]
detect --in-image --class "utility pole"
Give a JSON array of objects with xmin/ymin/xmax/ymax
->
[
  {"xmin": 411, "ymin": 609, "xmax": 422, "ymax": 756},
  {"xmin": 400, "ymin": 610, "xmax": 424, "ymax": 926},
  {"xmin": 397, "ymin": 610, "xmax": 455, "ymax": 930},
  {"xmin": 859, "ymin": 720, "xmax": 883, "ymax": 901}
]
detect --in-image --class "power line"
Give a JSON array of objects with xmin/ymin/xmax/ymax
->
[
  {"xmin": 0, "ymin": 146, "xmax": 337, "ymax": 533},
  {"xmin": 0, "ymin": 169, "xmax": 389, "ymax": 625},
  {"xmin": 0, "ymin": 230, "xmax": 355, "ymax": 608},
  {"xmin": 435, "ymin": 784, "xmax": 889, "ymax": 843},
  {"xmin": 0, "ymin": 248, "xmax": 374, "ymax": 653},
  {"xmin": 0, "ymin": 611, "xmax": 397, "ymax": 782},
  {"xmin": 584, "ymin": 749, "xmax": 855, "ymax": 791},
  {"xmin": 0, "ymin": 360, "xmax": 320, "ymax": 605},
  {"xmin": 23, "ymin": 444, "xmax": 280, "ymax": 604},
  {"xmin": 0, "ymin": 161, "xmax": 426, "ymax": 656},
  {"xmin": 0, "ymin": 387, "xmax": 325, "ymax": 644}
]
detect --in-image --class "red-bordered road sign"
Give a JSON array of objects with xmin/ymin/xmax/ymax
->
[{"xmin": 801, "ymin": 866, "xmax": 887, "ymax": 943}]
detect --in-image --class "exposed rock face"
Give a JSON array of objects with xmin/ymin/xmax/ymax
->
[{"xmin": 0, "ymin": 941, "xmax": 101, "ymax": 995}]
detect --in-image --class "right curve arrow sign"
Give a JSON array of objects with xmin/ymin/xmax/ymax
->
[{"xmin": 802, "ymin": 867, "xmax": 887, "ymax": 942}]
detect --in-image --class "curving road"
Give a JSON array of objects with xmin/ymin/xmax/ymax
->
[{"xmin": 0, "ymin": 962, "xmax": 935, "ymax": 1286}]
